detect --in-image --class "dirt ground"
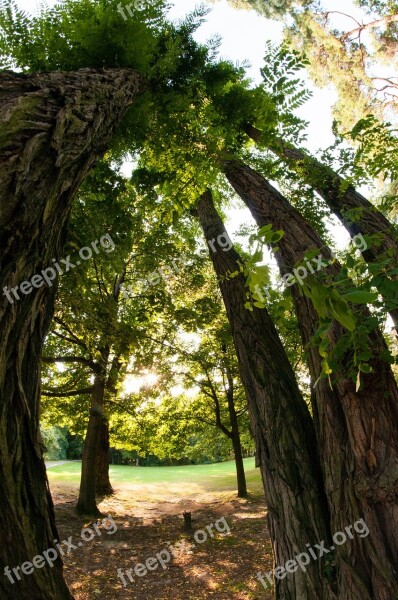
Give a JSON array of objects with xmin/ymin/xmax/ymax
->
[{"xmin": 51, "ymin": 484, "xmax": 275, "ymax": 599}]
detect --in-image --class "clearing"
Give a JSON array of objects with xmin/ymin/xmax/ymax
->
[{"xmin": 47, "ymin": 458, "xmax": 274, "ymax": 599}]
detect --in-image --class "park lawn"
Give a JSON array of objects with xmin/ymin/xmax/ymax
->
[
  {"xmin": 47, "ymin": 457, "xmax": 264, "ymax": 499},
  {"xmin": 48, "ymin": 457, "xmax": 272, "ymax": 599}
]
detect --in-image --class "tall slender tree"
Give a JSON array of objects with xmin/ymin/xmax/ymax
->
[{"xmin": 195, "ymin": 190, "xmax": 335, "ymax": 600}]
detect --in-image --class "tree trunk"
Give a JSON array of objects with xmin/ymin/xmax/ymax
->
[
  {"xmin": 224, "ymin": 159, "xmax": 398, "ymax": 599},
  {"xmin": 96, "ymin": 353, "xmax": 124, "ymax": 497},
  {"xmin": 196, "ymin": 191, "xmax": 336, "ymax": 600},
  {"xmin": 95, "ymin": 417, "xmax": 113, "ymax": 496},
  {"xmin": 224, "ymin": 357, "xmax": 247, "ymax": 498},
  {"xmin": 0, "ymin": 68, "xmax": 144, "ymax": 599},
  {"xmin": 244, "ymin": 124, "xmax": 398, "ymax": 330},
  {"xmin": 230, "ymin": 416, "xmax": 247, "ymax": 499},
  {"xmin": 76, "ymin": 369, "xmax": 108, "ymax": 516}
]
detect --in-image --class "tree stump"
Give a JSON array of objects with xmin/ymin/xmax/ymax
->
[{"xmin": 183, "ymin": 511, "xmax": 192, "ymax": 531}]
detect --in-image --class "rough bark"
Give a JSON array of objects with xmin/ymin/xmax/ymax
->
[
  {"xmin": 224, "ymin": 159, "xmax": 398, "ymax": 600},
  {"xmin": 244, "ymin": 124, "xmax": 398, "ymax": 331},
  {"xmin": 0, "ymin": 68, "xmax": 145, "ymax": 599},
  {"xmin": 196, "ymin": 191, "xmax": 336, "ymax": 600}
]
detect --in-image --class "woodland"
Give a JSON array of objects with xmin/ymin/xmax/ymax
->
[{"xmin": 0, "ymin": 0, "xmax": 398, "ymax": 598}]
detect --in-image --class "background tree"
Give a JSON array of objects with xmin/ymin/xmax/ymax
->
[
  {"xmin": 218, "ymin": 0, "xmax": 398, "ymax": 126},
  {"xmin": 41, "ymin": 157, "xmax": 199, "ymax": 513},
  {"xmin": 147, "ymin": 317, "xmax": 251, "ymax": 497}
]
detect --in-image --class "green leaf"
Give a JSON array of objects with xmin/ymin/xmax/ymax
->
[
  {"xmin": 327, "ymin": 293, "xmax": 356, "ymax": 331},
  {"xmin": 252, "ymin": 248, "xmax": 263, "ymax": 263},
  {"xmin": 258, "ymin": 224, "xmax": 273, "ymax": 236},
  {"xmin": 309, "ymin": 282, "xmax": 327, "ymax": 318},
  {"xmin": 322, "ymin": 360, "xmax": 332, "ymax": 375},
  {"xmin": 343, "ymin": 291, "xmax": 378, "ymax": 304}
]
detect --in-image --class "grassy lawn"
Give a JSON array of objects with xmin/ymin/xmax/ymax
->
[
  {"xmin": 47, "ymin": 457, "xmax": 263, "ymax": 498},
  {"xmin": 48, "ymin": 459, "xmax": 270, "ymax": 598}
]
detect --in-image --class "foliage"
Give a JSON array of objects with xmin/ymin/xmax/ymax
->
[
  {"xmin": 41, "ymin": 426, "xmax": 69, "ymax": 460},
  {"xmin": 221, "ymin": 0, "xmax": 398, "ymax": 128},
  {"xmin": 0, "ymin": 0, "xmax": 166, "ymax": 72}
]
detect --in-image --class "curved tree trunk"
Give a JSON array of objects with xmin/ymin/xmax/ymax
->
[
  {"xmin": 196, "ymin": 191, "xmax": 336, "ymax": 600},
  {"xmin": 244, "ymin": 124, "xmax": 398, "ymax": 331},
  {"xmin": 0, "ymin": 68, "xmax": 145, "ymax": 599},
  {"xmin": 96, "ymin": 417, "xmax": 113, "ymax": 496},
  {"xmin": 224, "ymin": 159, "xmax": 398, "ymax": 599}
]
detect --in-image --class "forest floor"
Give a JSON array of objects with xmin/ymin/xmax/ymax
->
[{"xmin": 48, "ymin": 460, "xmax": 275, "ymax": 599}]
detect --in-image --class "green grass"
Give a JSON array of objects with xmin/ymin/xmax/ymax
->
[{"xmin": 47, "ymin": 457, "xmax": 263, "ymax": 498}]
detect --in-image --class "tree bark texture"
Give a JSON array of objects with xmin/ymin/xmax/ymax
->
[
  {"xmin": 224, "ymin": 159, "xmax": 398, "ymax": 599},
  {"xmin": 196, "ymin": 190, "xmax": 336, "ymax": 600},
  {"xmin": 0, "ymin": 68, "xmax": 145, "ymax": 599},
  {"xmin": 244, "ymin": 124, "xmax": 398, "ymax": 330}
]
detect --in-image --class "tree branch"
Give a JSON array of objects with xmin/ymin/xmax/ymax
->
[
  {"xmin": 42, "ymin": 356, "xmax": 100, "ymax": 373},
  {"xmin": 42, "ymin": 387, "xmax": 93, "ymax": 397},
  {"xmin": 340, "ymin": 14, "xmax": 398, "ymax": 41},
  {"xmin": 323, "ymin": 11, "xmax": 362, "ymax": 28},
  {"xmin": 104, "ymin": 398, "xmax": 143, "ymax": 423},
  {"xmin": 53, "ymin": 317, "xmax": 88, "ymax": 350}
]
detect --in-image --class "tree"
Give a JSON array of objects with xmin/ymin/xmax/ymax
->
[
  {"xmin": 183, "ymin": 337, "xmax": 249, "ymax": 498},
  {"xmin": 0, "ymin": 0, "xmax": 169, "ymax": 593},
  {"xmin": 41, "ymin": 157, "xmax": 192, "ymax": 513},
  {"xmin": 0, "ymin": 66, "xmax": 144, "ymax": 600},
  {"xmin": 195, "ymin": 190, "xmax": 335, "ymax": 599},
  {"xmin": 150, "ymin": 322, "xmax": 250, "ymax": 497},
  {"xmin": 41, "ymin": 427, "xmax": 69, "ymax": 460}
]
